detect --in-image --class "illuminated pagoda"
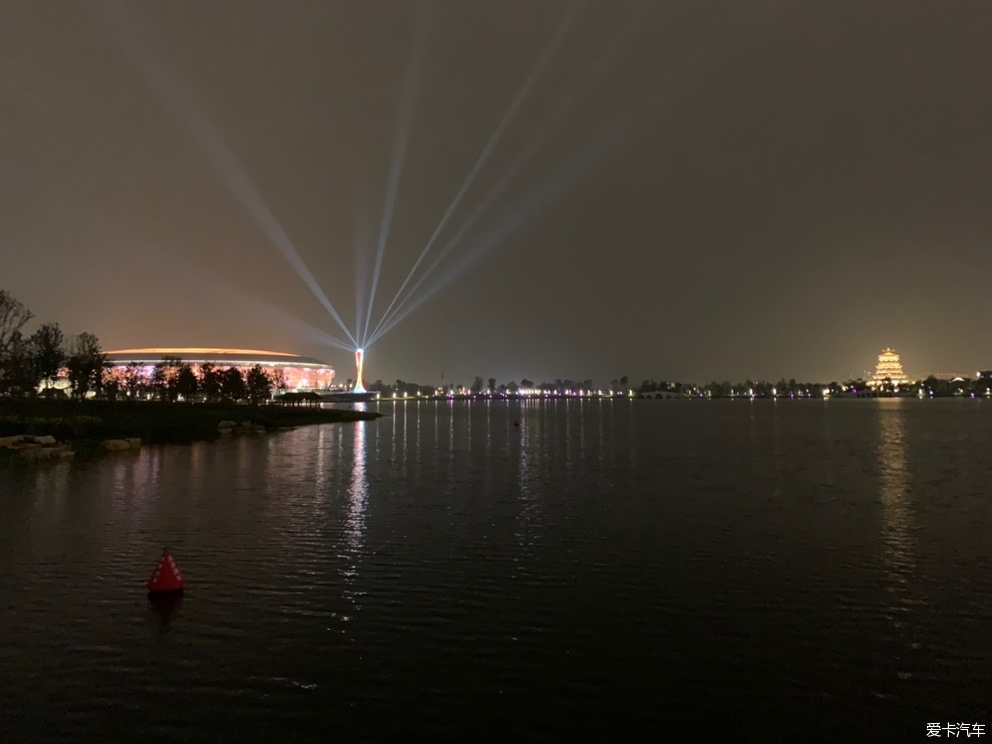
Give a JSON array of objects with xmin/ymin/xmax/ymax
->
[{"xmin": 871, "ymin": 348, "xmax": 909, "ymax": 387}]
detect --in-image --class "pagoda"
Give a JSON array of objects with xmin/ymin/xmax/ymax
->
[{"xmin": 871, "ymin": 348, "xmax": 909, "ymax": 387}]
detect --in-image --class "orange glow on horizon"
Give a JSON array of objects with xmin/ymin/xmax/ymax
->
[{"xmin": 106, "ymin": 347, "xmax": 301, "ymax": 358}]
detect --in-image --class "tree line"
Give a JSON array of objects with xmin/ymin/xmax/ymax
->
[
  {"xmin": 0, "ymin": 289, "xmax": 283, "ymax": 403},
  {"xmin": 107, "ymin": 356, "xmax": 284, "ymax": 404},
  {"xmin": 640, "ymin": 376, "xmax": 991, "ymax": 398},
  {"xmin": 0, "ymin": 289, "xmax": 105, "ymax": 398},
  {"xmin": 365, "ymin": 376, "xmax": 607, "ymax": 397},
  {"xmin": 361, "ymin": 373, "xmax": 992, "ymax": 399}
]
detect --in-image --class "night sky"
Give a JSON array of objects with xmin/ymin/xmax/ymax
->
[{"xmin": 2, "ymin": 1, "xmax": 990, "ymax": 385}]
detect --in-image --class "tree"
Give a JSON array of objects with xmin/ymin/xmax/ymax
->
[
  {"xmin": 221, "ymin": 367, "xmax": 247, "ymax": 401},
  {"xmin": 102, "ymin": 369, "xmax": 121, "ymax": 402},
  {"xmin": 0, "ymin": 330, "xmax": 40, "ymax": 395},
  {"xmin": 487, "ymin": 377, "xmax": 496, "ymax": 393},
  {"xmin": 159, "ymin": 356, "xmax": 183, "ymax": 402},
  {"xmin": 200, "ymin": 363, "xmax": 222, "ymax": 402},
  {"xmin": 0, "ymin": 289, "xmax": 33, "ymax": 358},
  {"xmin": 150, "ymin": 365, "xmax": 169, "ymax": 400},
  {"xmin": 520, "ymin": 378, "xmax": 533, "ymax": 389},
  {"xmin": 619, "ymin": 375, "xmax": 629, "ymax": 390},
  {"xmin": 246, "ymin": 365, "xmax": 273, "ymax": 404},
  {"xmin": 65, "ymin": 332, "xmax": 106, "ymax": 399},
  {"xmin": 470, "ymin": 376, "xmax": 484, "ymax": 394},
  {"xmin": 704, "ymin": 381, "xmax": 718, "ymax": 398},
  {"xmin": 174, "ymin": 364, "xmax": 199, "ymax": 401},
  {"xmin": 29, "ymin": 322, "xmax": 65, "ymax": 389},
  {"xmin": 506, "ymin": 381, "xmax": 519, "ymax": 394},
  {"xmin": 123, "ymin": 362, "xmax": 143, "ymax": 399}
]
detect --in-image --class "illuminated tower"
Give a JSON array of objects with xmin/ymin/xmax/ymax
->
[
  {"xmin": 871, "ymin": 348, "xmax": 908, "ymax": 387},
  {"xmin": 353, "ymin": 349, "xmax": 366, "ymax": 393}
]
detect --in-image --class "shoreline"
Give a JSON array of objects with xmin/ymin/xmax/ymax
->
[
  {"xmin": 371, "ymin": 392, "xmax": 988, "ymax": 402},
  {"xmin": 0, "ymin": 398, "xmax": 381, "ymax": 465}
]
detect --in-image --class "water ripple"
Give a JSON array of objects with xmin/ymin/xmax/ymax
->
[{"xmin": 2, "ymin": 401, "xmax": 991, "ymax": 739}]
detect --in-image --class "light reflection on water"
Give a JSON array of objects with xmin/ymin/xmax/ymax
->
[
  {"xmin": 516, "ymin": 409, "xmax": 543, "ymax": 557},
  {"xmin": 346, "ymin": 420, "xmax": 368, "ymax": 559},
  {"xmin": 875, "ymin": 400, "xmax": 922, "ymax": 632},
  {"xmin": 342, "ymin": 419, "xmax": 368, "ymax": 620},
  {"xmin": 1, "ymin": 400, "xmax": 991, "ymax": 740}
]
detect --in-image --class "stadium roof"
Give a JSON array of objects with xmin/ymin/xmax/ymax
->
[{"xmin": 105, "ymin": 348, "xmax": 331, "ymax": 368}]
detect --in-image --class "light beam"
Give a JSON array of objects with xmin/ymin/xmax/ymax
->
[
  {"xmin": 368, "ymin": 4, "xmax": 773, "ymax": 343},
  {"xmin": 95, "ymin": 0, "xmax": 358, "ymax": 348},
  {"xmin": 122, "ymin": 242, "xmax": 354, "ymax": 352},
  {"xmin": 368, "ymin": 0, "xmax": 585, "ymax": 345},
  {"xmin": 370, "ymin": 159, "xmax": 582, "ymax": 343},
  {"xmin": 361, "ymin": 0, "xmax": 435, "ymax": 346},
  {"xmin": 369, "ymin": 4, "xmax": 642, "ymax": 342},
  {"xmin": 353, "ymin": 212, "xmax": 373, "ymax": 351}
]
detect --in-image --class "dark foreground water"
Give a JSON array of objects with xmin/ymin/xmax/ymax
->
[{"xmin": 1, "ymin": 399, "xmax": 990, "ymax": 742}]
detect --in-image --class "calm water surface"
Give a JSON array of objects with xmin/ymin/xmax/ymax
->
[{"xmin": 1, "ymin": 399, "xmax": 991, "ymax": 742}]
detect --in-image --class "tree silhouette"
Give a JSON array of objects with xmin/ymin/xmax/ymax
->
[
  {"xmin": 65, "ymin": 332, "xmax": 105, "ymax": 399},
  {"xmin": 271, "ymin": 368, "xmax": 289, "ymax": 393},
  {"xmin": 246, "ymin": 365, "xmax": 273, "ymax": 404},
  {"xmin": 221, "ymin": 367, "xmax": 247, "ymax": 401},
  {"xmin": 122, "ymin": 362, "xmax": 143, "ymax": 399},
  {"xmin": 174, "ymin": 364, "xmax": 199, "ymax": 402},
  {"xmin": 200, "ymin": 363, "xmax": 222, "ymax": 402},
  {"xmin": 29, "ymin": 322, "xmax": 65, "ymax": 389},
  {"xmin": 160, "ymin": 356, "xmax": 183, "ymax": 402},
  {"xmin": 0, "ymin": 289, "xmax": 33, "ymax": 358},
  {"xmin": 0, "ymin": 331, "xmax": 39, "ymax": 395},
  {"xmin": 150, "ymin": 365, "xmax": 168, "ymax": 400}
]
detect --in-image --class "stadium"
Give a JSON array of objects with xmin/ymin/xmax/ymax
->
[{"xmin": 104, "ymin": 348, "xmax": 336, "ymax": 391}]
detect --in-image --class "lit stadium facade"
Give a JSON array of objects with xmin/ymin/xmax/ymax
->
[{"xmin": 104, "ymin": 348, "xmax": 335, "ymax": 390}]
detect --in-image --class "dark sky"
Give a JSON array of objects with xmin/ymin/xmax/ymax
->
[{"xmin": 2, "ymin": 1, "xmax": 990, "ymax": 385}]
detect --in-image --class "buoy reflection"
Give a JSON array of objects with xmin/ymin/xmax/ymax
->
[{"xmin": 148, "ymin": 592, "xmax": 184, "ymax": 628}]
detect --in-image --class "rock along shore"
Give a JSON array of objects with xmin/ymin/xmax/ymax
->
[{"xmin": 0, "ymin": 399, "xmax": 382, "ymax": 465}]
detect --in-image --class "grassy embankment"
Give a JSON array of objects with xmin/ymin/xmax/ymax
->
[{"xmin": 0, "ymin": 398, "xmax": 380, "ymax": 459}]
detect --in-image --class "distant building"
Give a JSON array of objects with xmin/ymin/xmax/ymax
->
[
  {"xmin": 870, "ymin": 348, "xmax": 909, "ymax": 387},
  {"xmin": 104, "ymin": 348, "xmax": 335, "ymax": 390}
]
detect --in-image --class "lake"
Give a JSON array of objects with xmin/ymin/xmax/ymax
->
[{"xmin": 1, "ymin": 398, "xmax": 990, "ymax": 742}]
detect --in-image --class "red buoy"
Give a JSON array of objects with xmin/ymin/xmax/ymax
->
[
  {"xmin": 513, "ymin": 420, "xmax": 520, "ymax": 428},
  {"xmin": 147, "ymin": 549, "xmax": 185, "ymax": 595}
]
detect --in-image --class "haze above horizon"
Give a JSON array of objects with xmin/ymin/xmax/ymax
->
[{"xmin": 1, "ymin": 0, "xmax": 990, "ymax": 385}]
